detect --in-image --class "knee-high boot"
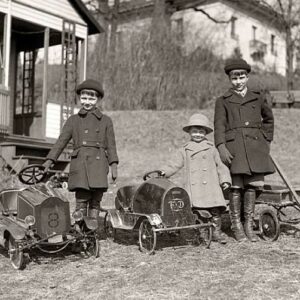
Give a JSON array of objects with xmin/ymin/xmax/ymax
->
[
  {"xmin": 244, "ymin": 188, "xmax": 258, "ymax": 242},
  {"xmin": 229, "ymin": 188, "xmax": 247, "ymax": 242}
]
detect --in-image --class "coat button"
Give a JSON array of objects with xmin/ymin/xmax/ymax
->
[
  {"xmin": 82, "ymin": 141, "xmax": 87, "ymax": 145},
  {"xmin": 84, "ymin": 129, "xmax": 88, "ymax": 133},
  {"xmin": 245, "ymin": 121, "xmax": 249, "ymax": 126},
  {"xmin": 203, "ymin": 181, "xmax": 207, "ymax": 185},
  {"xmin": 96, "ymin": 156, "xmax": 100, "ymax": 160},
  {"xmin": 203, "ymin": 168, "xmax": 207, "ymax": 171},
  {"xmin": 202, "ymin": 155, "xmax": 206, "ymax": 159},
  {"xmin": 96, "ymin": 142, "xmax": 100, "ymax": 146}
]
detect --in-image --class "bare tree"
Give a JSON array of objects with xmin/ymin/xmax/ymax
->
[{"xmin": 259, "ymin": 0, "xmax": 300, "ymax": 91}]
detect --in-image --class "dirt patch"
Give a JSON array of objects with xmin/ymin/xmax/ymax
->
[{"xmin": 1, "ymin": 109, "xmax": 300, "ymax": 299}]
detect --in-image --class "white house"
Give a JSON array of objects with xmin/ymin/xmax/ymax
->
[
  {"xmin": 0, "ymin": 0, "xmax": 103, "ymax": 171},
  {"xmin": 115, "ymin": 0, "xmax": 286, "ymax": 75}
]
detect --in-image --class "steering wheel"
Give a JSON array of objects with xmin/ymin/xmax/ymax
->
[
  {"xmin": 18, "ymin": 164, "xmax": 47, "ymax": 185},
  {"xmin": 143, "ymin": 170, "xmax": 164, "ymax": 181}
]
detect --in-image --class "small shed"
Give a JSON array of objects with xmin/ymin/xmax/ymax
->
[{"xmin": 0, "ymin": 0, "xmax": 103, "ymax": 172}]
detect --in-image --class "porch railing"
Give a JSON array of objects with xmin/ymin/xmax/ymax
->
[{"xmin": 0, "ymin": 87, "xmax": 10, "ymax": 134}]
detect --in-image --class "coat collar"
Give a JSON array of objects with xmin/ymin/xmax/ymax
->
[
  {"xmin": 78, "ymin": 107, "xmax": 103, "ymax": 119},
  {"xmin": 184, "ymin": 139, "xmax": 213, "ymax": 154},
  {"xmin": 224, "ymin": 88, "xmax": 259, "ymax": 105}
]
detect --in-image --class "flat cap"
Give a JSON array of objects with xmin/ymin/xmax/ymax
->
[
  {"xmin": 224, "ymin": 58, "xmax": 251, "ymax": 75},
  {"xmin": 76, "ymin": 79, "xmax": 104, "ymax": 98}
]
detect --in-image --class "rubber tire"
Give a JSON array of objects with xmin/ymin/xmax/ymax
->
[
  {"xmin": 139, "ymin": 219, "xmax": 157, "ymax": 255},
  {"xmin": 259, "ymin": 208, "xmax": 280, "ymax": 241},
  {"xmin": 9, "ymin": 237, "xmax": 24, "ymax": 270}
]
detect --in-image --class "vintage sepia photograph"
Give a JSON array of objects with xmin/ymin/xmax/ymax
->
[{"xmin": 0, "ymin": 0, "xmax": 300, "ymax": 299}]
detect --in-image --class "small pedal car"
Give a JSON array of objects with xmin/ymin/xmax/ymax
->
[
  {"xmin": 0, "ymin": 164, "xmax": 100, "ymax": 270},
  {"xmin": 104, "ymin": 170, "xmax": 213, "ymax": 254}
]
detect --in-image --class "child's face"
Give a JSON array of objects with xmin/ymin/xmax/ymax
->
[
  {"xmin": 80, "ymin": 89, "xmax": 99, "ymax": 111},
  {"xmin": 229, "ymin": 70, "xmax": 249, "ymax": 92},
  {"xmin": 189, "ymin": 126, "xmax": 207, "ymax": 143}
]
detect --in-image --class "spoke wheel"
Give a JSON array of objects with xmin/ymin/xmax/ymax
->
[
  {"xmin": 8, "ymin": 237, "xmax": 24, "ymax": 270},
  {"xmin": 193, "ymin": 211, "xmax": 212, "ymax": 248},
  {"xmin": 104, "ymin": 212, "xmax": 116, "ymax": 241},
  {"xmin": 82, "ymin": 233, "xmax": 100, "ymax": 258},
  {"xmin": 139, "ymin": 219, "xmax": 157, "ymax": 254},
  {"xmin": 259, "ymin": 209, "xmax": 280, "ymax": 241}
]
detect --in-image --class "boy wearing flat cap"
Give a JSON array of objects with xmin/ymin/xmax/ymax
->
[
  {"xmin": 160, "ymin": 113, "xmax": 231, "ymax": 244},
  {"xmin": 43, "ymin": 79, "xmax": 118, "ymax": 224},
  {"xmin": 214, "ymin": 58, "xmax": 275, "ymax": 242}
]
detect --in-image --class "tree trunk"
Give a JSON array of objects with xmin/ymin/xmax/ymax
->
[{"xmin": 286, "ymin": 26, "xmax": 294, "ymax": 91}]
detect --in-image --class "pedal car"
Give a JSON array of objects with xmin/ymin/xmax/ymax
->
[
  {"xmin": 104, "ymin": 170, "xmax": 213, "ymax": 254},
  {"xmin": 0, "ymin": 164, "xmax": 100, "ymax": 270}
]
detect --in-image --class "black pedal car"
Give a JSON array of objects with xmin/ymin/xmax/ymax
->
[
  {"xmin": 104, "ymin": 171, "xmax": 213, "ymax": 254},
  {"xmin": 0, "ymin": 164, "xmax": 100, "ymax": 270}
]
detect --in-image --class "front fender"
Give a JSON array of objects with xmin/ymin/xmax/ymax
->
[
  {"xmin": 0, "ymin": 217, "xmax": 26, "ymax": 241},
  {"xmin": 105, "ymin": 209, "xmax": 122, "ymax": 228},
  {"xmin": 82, "ymin": 216, "xmax": 98, "ymax": 230}
]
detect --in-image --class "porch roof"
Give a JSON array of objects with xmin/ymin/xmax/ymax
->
[{"xmin": 70, "ymin": 0, "xmax": 104, "ymax": 34}]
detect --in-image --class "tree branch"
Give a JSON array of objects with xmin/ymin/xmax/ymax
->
[{"xmin": 193, "ymin": 7, "xmax": 232, "ymax": 24}]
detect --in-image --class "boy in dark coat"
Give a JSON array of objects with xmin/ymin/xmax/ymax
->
[
  {"xmin": 43, "ymin": 79, "xmax": 118, "ymax": 222},
  {"xmin": 214, "ymin": 58, "xmax": 275, "ymax": 242}
]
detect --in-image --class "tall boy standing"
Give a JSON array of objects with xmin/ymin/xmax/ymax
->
[{"xmin": 214, "ymin": 58, "xmax": 275, "ymax": 242}]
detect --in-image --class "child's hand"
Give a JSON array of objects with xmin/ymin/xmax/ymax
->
[{"xmin": 221, "ymin": 182, "xmax": 231, "ymax": 190}]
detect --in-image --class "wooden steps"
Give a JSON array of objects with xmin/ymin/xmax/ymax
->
[{"xmin": 0, "ymin": 135, "xmax": 70, "ymax": 174}]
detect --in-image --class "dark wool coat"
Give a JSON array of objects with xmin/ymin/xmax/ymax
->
[
  {"xmin": 46, "ymin": 108, "xmax": 118, "ymax": 191},
  {"xmin": 214, "ymin": 89, "xmax": 275, "ymax": 175}
]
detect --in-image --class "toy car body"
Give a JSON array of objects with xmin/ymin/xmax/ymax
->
[
  {"xmin": 104, "ymin": 171, "xmax": 213, "ymax": 254},
  {"xmin": 0, "ymin": 165, "xmax": 100, "ymax": 270}
]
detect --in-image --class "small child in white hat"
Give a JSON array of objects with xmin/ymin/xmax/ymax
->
[{"xmin": 161, "ymin": 113, "xmax": 231, "ymax": 244}]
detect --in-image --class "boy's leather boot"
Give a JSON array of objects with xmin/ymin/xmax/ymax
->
[
  {"xmin": 229, "ymin": 189, "xmax": 247, "ymax": 242},
  {"xmin": 244, "ymin": 188, "xmax": 258, "ymax": 242},
  {"xmin": 211, "ymin": 208, "xmax": 227, "ymax": 244}
]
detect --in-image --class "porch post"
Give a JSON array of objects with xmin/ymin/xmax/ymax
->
[
  {"xmin": 42, "ymin": 27, "xmax": 50, "ymax": 139},
  {"xmin": 3, "ymin": 0, "xmax": 12, "ymax": 88},
  {"xmin": 82, "ymin": 29, "xmax": 88, "ymax": 80}
]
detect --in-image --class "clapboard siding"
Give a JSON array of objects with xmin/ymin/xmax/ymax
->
[
  {"xmin": 0, "ymin": 0, "xmax": 8, "ymax": 13},
  {"xmin": 46, "ymin": 103, "xmax": 80, "ymax": 139},
  {"xmin": 11, "ymin": 2, "xmax": 88, "ymax": 38},
  {"xmin": 13, "ymin": 0, "xmax": 84, "ymax": 24}
]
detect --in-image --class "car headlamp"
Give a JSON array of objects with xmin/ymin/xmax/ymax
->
[
  {"xmin": 72, "ymin": 210, "xmax": 84, "ymax": 222},
  {"xmin": 25, "ymin": 215, "xmax": 36, "ymax": 226},
  {"xmin": 149, "ymin": 214, "xmax": 163, "ymax": 226}
]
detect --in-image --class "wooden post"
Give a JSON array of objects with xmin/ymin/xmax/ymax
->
[
  {"xmin": 83, "ymin": 29, "xmax": 88, "ymax": 80},
  {"xmin": 42, "ymin": 27, "xmax": 50, "ymax": 139},
  {"xmin": 3, "ymin": 0, "xmax": 12, "ymax": 88}
]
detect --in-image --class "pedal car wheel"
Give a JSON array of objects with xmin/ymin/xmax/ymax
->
[
  {"xmin": 82, "ymin": 233, "xmax": 100, "ymax": 258},
  {"xmin": 8, "ymin": 237, "xmax": 24, "ymax": 270},
  {"xmin": 139, "ymin": 219, "xmax": 157, "ymax": 254},
  {"xmin": 104, "ymin": 212, "xmax": 116, "ymax": 241},
  {"xmin": 259, "ymin": 208, "xmax": 280, "ymax": 241},
  {"xmin": 193, "ymin": 211, "xmax": 212, "ymax": 248}
]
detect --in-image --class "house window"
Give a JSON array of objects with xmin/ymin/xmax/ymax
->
[
  {"xmin": 271, "ymin": 34, "xmax": 276, "ymax": 54},
  {"xmin": 231, "ymin": 16, "xmax": 237, "ymax": 39},
  {"xmin": 252, "ymin": 25, "xmax": 257, "ymax": 40}
]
